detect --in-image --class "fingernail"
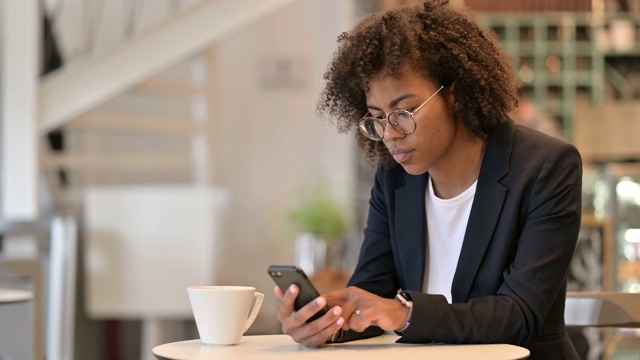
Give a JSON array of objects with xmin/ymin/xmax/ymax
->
[
  {"xmin": 289, "ymin": 285, "xmax": 298, "ymax": 294},
  {"xmin": 316, "ymin": 297, "xmax": 325, "ymax": 306},
  {"xmin": 333, "ymin": 307, "xmax": 341, "ymax": 315},
  {"xmin": 337, "ymin": 317, "xmax": 344, "ymax": 325}
]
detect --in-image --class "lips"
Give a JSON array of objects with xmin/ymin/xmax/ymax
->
[{"xmin": 390, "ymin": 148, "xmax": 413, "ymax": 163}]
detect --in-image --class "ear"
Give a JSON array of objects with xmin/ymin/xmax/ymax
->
[{"xmin": 446, "ymin": 83, "xmax": 456, "ymax": 107}]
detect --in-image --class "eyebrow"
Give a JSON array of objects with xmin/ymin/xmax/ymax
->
[{"xmin": 367, "ymin": 94, "xmax": 416, "ymax": 111}]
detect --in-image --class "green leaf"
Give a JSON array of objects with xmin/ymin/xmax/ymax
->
[{"xmin": 287, "ymin": 182, "xmax": 350, "ymax": 240}]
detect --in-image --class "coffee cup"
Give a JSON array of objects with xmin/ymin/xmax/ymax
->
[{"xmin": 187, "ymin": 286, "xmax": 264, "ymax": 345}]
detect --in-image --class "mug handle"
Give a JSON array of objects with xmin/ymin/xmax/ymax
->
[{"xmin": 243, "ymin": 292, "xmax": 265, "ymax": 333}]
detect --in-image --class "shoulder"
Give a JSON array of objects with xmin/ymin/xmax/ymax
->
[
  {"xmin": 511, "ymin": 124, "xmax": 581, "ymax": 166},
  {"xmin": 483, "ymin": 119, "xmax": 582, "ymax": 187},
  {"xmin": 500, "ymin": 125, "xmax": 582, "ymax": 196},
  {"xmin": 490, "ymin": 117, "xmax": 579, "ymax": 157},
  {"xmin": 513, "ymin": 124, "xmax": 577, "ymax": 153}
]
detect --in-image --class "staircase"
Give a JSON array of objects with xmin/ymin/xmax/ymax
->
[
  {"xmin": 42, "ymin": 55, "xmax": 212, "ymax": 210},
  {"xmin": 38, "ymin": 0, "xmax": 301, "ymax": 209}
]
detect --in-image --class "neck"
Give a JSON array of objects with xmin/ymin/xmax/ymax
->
[{"xmin": 429, "ymin": 125, "xmax": 487, "ymax": 199}]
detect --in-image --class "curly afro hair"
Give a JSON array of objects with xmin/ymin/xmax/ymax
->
[{"xmin": 318, "ymin": 0, "xmax": 519, "ymax": 167}]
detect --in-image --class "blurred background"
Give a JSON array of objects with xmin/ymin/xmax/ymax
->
[{"xmin": 1, "ymin": 0, "xmax": 640, "ymax": 359}]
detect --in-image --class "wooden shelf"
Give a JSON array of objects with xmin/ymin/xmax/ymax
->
[{"xmin": 476, "ymin": 11, "xmax": 640, "ymax": 139}]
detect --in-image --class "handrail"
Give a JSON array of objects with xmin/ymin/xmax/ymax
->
[
  {"xmin": 38, "ymin": 0, "xmax": 301, "ymax": 134},
  {"xmin": 0, "ymin": 220, "xmax": 47, "ymax": 235}
]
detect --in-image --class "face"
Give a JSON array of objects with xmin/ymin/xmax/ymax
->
[{"xmin": 364, "ymin": 70, "xmax": 458, "ymax": 175}]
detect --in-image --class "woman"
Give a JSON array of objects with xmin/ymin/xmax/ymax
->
[{"xmin": 275, "ymin": 1, "xmax": 582, "ymax": 358}]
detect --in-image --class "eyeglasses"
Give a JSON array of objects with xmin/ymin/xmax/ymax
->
[{"xmin": 357, "ymin": 85, "xmax": 444, "ymax": 141}]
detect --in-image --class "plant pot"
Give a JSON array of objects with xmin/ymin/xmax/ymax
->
[{"xmin": 294, "ymin": 233, "xmax": 328, "ymax": 276}]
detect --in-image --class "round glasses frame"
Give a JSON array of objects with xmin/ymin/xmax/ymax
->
[{"xmin": 357, "ymin": 85, "xmax": 444, "ymax": 141}]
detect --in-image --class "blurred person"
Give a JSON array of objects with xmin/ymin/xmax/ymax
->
[{"xmin": 274, "ymin": 1, "xmax": 582, "ymax": 359}]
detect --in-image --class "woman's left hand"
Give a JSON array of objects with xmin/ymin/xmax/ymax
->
[{"xmin": 324, "ymin": 286, "xmax": 409, "ymax": 333}]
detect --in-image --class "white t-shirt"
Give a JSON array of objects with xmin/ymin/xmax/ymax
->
[{"xmin": 423, "ymin": 176, "xmax": 477, "ymax": 303}]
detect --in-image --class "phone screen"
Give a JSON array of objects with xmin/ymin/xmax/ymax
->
[{"xmin": 268, "ymin": 265, "xmax": 329, "ymax": 322}]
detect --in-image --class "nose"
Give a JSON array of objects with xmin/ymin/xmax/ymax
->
[{"xmin": 382, "ymin": 120, "xmax": 405, "ymax": 141}]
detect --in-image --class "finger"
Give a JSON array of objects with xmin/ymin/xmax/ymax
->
[
  {"xmin": 324, "ymin": 288, "xmax": 347, "ymax": 307},
  {"xmin": 346, "ymin": 308, "xmax": 370, "ymax": 333},
  {"xmin": 276, "ymin": 285, "xmax": 299, "ymax": 322},
  {"xmin": 290, "ymin": 305, "xmax": 341, "ymax": 342},
  {"xmin": 338, "ymin": 304, "xmax": 359, "ymax": 330},
  {"xmin": 292, "ymin": 296, "xmax": 329, "ymax": 324},
  {"xmin": 285, "ymin": 306, "xmax": 344, "ymax": 346},
  {"xmin": 297, "ymin": 308, "xmax": 345, "ymax": 347},
  {"xmin": 300, "ymin": 318, "xmax": 344, "ymax": 347},
  {"xmin": 274, "ymin": 285, "xmax": 284, "ymax": 299},
  {"xmin": 281, "ymin": 284, "xmax": 299, "ymax": 309}
]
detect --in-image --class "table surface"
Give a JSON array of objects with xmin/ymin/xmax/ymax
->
[
  {"xmin": 0, "ymin": 289, "xmax": 33, "ymax": 304},
  {"xmin": 152, "ymin": 334, "xmax": 530, "ymax": 360}
]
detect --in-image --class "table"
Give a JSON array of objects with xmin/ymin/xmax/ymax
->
[
  {"xmin": 152, "ymin": 334, "xmax": 530, "ymax": 360},
  {"xmin": 0, "ymin": 288, "xmax": 33, "ymax": 304},
  {"xmin": 0, "ymin": 259, "xmax": 42, "ymax": 359},
  {"xmin": 565, "ymin": 291, "xmax": 640, "ymax": 327}
]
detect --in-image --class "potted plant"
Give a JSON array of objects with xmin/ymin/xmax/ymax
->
[{"xmin": 288, "ymin": 182, "xmax": 351, "ymax": 276}]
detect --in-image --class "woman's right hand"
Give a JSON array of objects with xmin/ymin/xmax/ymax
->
[{"xmin": 274, "ymin": 285, "xmax": 345, "ymax": 347}]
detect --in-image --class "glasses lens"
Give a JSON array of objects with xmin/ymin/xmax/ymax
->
[
  {"xmin": 388, "ymin": 111, "xmax": 415, "ymax": 134},
  {"xmin": 358, "ymin": 118, "xmax": 384, "ymax": 140}
]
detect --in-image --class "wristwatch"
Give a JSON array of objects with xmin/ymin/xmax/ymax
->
[{"xmin": 394, "ymin": 291, "xmax": 414, "ymax": 335}]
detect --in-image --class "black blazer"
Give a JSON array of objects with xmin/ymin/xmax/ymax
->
[{"xmin": 347, "ymin": 119, "xmax": 582, "ymax": 359}]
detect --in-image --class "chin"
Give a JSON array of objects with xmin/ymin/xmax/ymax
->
[{"xmin": 400, "ymin": 163, "xmax": 428, "ymax": 176}]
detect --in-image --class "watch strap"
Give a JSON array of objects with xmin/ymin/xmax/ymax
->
[{"xmin": 394, "ymin": 291, "xmax": 414, "ymax": 335}]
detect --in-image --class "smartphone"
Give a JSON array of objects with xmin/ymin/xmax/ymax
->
[{"xmin": 268, "ymin": 265, "xmax": 329, "ymax": 322}]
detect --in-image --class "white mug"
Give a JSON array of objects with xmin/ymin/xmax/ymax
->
[{"xmin": 187, "ymin": 286, "xmax": 264, "ymax": 345}]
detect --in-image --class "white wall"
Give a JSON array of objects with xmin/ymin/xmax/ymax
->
[
  {"xmin": 211, "ymin": 0, "xmax": 356, "ymax": 333},
  {"xmin": 0, "ymin": 0, "xmax": 39, "ymax": 220}
]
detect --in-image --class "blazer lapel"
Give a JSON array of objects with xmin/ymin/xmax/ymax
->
[
  {"xmin": 451, "ymin": 119, "xmax": 515, "ymax": 302},
  {"xmin": 395, "ymin": 172, "xmax": 428, "ymax": 292}
]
